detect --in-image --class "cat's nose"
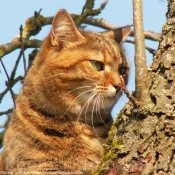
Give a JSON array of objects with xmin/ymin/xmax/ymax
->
[
  {"xmin": 112, "ymin": 83, "xmax": 122, "ymax": 91},
  {"xmin": 107, "ymin": 73, "xmax": 122, "ymax": 91}
]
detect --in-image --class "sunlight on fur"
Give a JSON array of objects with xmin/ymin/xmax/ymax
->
[{"xmin": 0, "ymin": 9, "xmax": 130, "ymax": 174}]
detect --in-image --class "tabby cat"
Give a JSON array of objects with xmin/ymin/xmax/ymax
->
[{"xmin": 0, "ymin": 10, "xmax": 130, "ymax": 175}]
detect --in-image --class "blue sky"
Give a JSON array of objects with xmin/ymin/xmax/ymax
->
[{"xmin": 0, "ymin": 0, "xmax": 167, "ymax": 124}]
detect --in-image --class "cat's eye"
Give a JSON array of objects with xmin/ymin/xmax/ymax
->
[
  {"xmin": 119, "ymin": 67, "xmax": 126, "ymax": 75},
  {"xmin": 90, "ymin": 60, "xmax": 104, "ymax": 71}
]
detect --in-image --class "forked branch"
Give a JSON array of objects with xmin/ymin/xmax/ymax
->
[
  {"xmin": 74, "ymin": 0, "xmax": 109, "ymax": 27},
  {"xmin": 0, "ymin": 10, "xmax": 160, "ymax": 60},
  {"xmin": 0, "ymin": 59, "xmax": 16, "ymax": 107}
]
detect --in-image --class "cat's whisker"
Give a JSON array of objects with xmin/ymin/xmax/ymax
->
[
  {"xmin": 62, "ymin": 89, "xmax": 94, "ymax": 117},
  {"xmin": 121, "ymin": 93, "xmax": 128, "ymax": 102},
  {"xmin": 95, "ymin": 94, "xmax": 100, "ymax": 120},
  {"xmin": 76, "ymin": 91, "xmax": 97, "ymax": 124},
  {"xmin": 65, "ymin": 86, "xmax": 92, "ymax": 96},
  {"xmin": 96, "ymin": 94, "xmax": 109, "ymax": 126},
  {"xmin": 91, "ymin": 95, "xmax": 99, "ymax": 136},
  {"xmin": 96, "ymin": 95, "xmax": 103, "ymax": 120},
  {"xmin": 84, "ymin": 92, "xmax": 97, "ymax": 125},
  {"xmin": 101, "ymin": 94, "xmax": 108, "ymax": 114},
  {"xmin": 43, "ymin": 73, "xmax": 65, "ymax": 79}
]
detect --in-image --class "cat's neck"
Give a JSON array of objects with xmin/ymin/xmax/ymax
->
[{"xmin": 16, "ymin": 87, "xmax": 113, "ymax": 138}]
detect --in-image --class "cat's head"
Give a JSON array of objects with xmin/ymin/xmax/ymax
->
[{"xmin": 30, "ymin": 10, "xmax": 130, "ymax": 122}]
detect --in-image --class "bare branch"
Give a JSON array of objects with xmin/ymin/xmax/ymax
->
[
  {"xmin": 19, "ymin": 25, "xmax": 27, "ymax": 75},
  {"xmin": 125, "ymin": 39, "xmax": 156, "ymax": 55},
  {"xmin": 0, "ymin": 39, "xmax": 43, "ymax": 59},
  {"xmin": 0, "ymin": 59, "xmax": 16, "ymax": 107},
  {"xmin": 84, "ymin": 17, "xmax": 119, "ymax": 29},
  {"xmin": 0, "ymin": 131, "xmax": 4, "ymax": 148},
  {"xmin": 0, "ymin": 9, "xmax": 49, "ymax": 59},
  {"xmin": 130, "ymin": 30, "xmax": 161, "ymax": 41},
  {"xmin": 28, "ymin": 49, "xmax": 39, "ymax": 70},
  {"xmin": 100, "ymin": 0, "xmax": 109, "ymax": 10},
  {"xmin": 0, "ymin": 12, "xmax": 160, "ymax": 61},
  {"xmin": 10, "ymin": 51, "xmax": 22, "ymax": 80},
  {"xmin": 22, "ymin": 9, "xmax": 47, "ymax": 38},
  {"xmin": 133, "ymin": 0, "xmax": 151, "ymax": 103},
  {"xmin": 84, "ymin": 17, "xmax": 160, "ymax": 41},
  {"xmin": 81, "ymin": 3, "xmax": 86, "ymax": 15},
  {"xmin": 0, "ymin": 75, "xmax": 23, "ymax": 103},
  {"xmin": 0, "ymin": 108, "xmax": 13, "ymax": 116},
  {"xmin": 120, "ymin": 76, "xmax": 140, "ymax": 108},
  {"xmin": 74, "ymin": 0, "xmax": 109, "ymax": 27}
]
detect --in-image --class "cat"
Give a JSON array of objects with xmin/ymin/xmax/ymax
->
[{"xmin": 0, "ymin": 9, "xmax": 130, "ymax": 175}]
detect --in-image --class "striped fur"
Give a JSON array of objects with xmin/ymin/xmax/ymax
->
[{"xmin": 0, "ymin": 10, "xmax": 130, "ymax": 174}]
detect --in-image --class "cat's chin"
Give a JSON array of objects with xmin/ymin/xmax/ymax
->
[{"xmin": 101, "ymin": 90, "xmax": 122, "ymax": 109}]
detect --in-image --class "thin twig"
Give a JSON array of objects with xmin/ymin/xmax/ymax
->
[
  {"xmin": 0, "ymin": 75, "xmax": 23, "ymax": 103},
  {"xmin": 0, "ymin": 59, "xmax": 15, "ymax": 107},
  {"xmin": 0, "ymin": 13, "xmax": 160, "ymax": 60},
  {"xmin": 0, "ymin": 108, "xmax": 13, "ymax": 116},
  {"xmin": 81, "ymin": 2, "xmax": 86, "ymax": 15},
  {"xmin": 100, "ymin": 0, "xmax": 109, "ymax": 10},
  {"xmin": 31, "ymin": 9, "xmax": 43, "ymax": 35},
  {"xmin": 84, "ymin": 16, "xmax": 119, "ymax": 29},
  {"xmin": 10, "ymin": 50, "xmax": 22, "ymax": 80},
  {"xmin": 74, "ymin": 0, "xmax": 108, "ymax": 27},
  {"xmin": 125, "ymin": 39, "xmax": 156, "ymax": 55},
  {"xmin": 84, "ymin": 17, "xmax": 160, "ymax": 42},
  {"xmin": 0, "ymin": 39, "xmax": 43, "ymax": 60},
  {"xmin": 130, "ymin": 30, "xmax": 160, "ymax": 41},
  {"xmin": 120, "ymin": 76, "xmax": 140, "ymax": 108},
  {"xmin": 0, "ymin": 86, "xmax": 9, "ymax": 103},
  {"xmin": 28, "ymin": 49, "xmax": 39, "ymax": 70},
  {"xmin": 19, "ymin": 25, "xmax": 27, "ymax": 75}
]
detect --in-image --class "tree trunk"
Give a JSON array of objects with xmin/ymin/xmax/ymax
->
[{"xmin": 93, "ymin": 0, "xmax": 175, "ymax": 174}]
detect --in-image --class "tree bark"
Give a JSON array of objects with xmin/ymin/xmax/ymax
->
[{"xmin": 93, "ymin": 0, "xmax": 175, "ymax": 174}]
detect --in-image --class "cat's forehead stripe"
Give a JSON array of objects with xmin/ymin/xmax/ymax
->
[
  {"xmin": 86, "ymin": 51, "xmax": 104, "ymax": 62},
  {"xmin": 66, "ymin": 32, "xmax": 123, "ymax": 65},
  {"xmin": 101, "ymin": 36, "xmax": 122, "ymax": 64}
]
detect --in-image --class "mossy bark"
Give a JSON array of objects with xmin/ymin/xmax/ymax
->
[{"xmin": 93, "ymin": 0, "xmax": 175, "ymax": 174}]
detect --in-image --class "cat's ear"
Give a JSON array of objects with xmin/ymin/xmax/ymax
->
[
  {"xmin": 51, "ymin": 9, "xmax": 84, "ymax": 47},
  {"xmin": 101, "ymin": 27, "xmax": 131, "ymax": 44}
]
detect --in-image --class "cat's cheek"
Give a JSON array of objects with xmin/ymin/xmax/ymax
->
[
  {"xmin": 71, "ymin": 104, "xmax": 82, "ymax": 115},
  {"xmin": 109, "ymin": 90, "xmax": 122, "ymax": 106}
]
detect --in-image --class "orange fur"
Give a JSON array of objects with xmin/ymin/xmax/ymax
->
[{"xmin": 0, "ymin": 10, "xmax": 130, "ymax": 174}]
